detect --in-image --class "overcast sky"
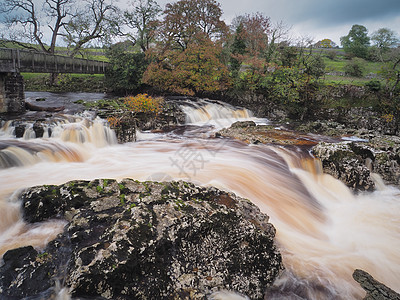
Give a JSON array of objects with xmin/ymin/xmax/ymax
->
[
  {"xmin": 156, "ymin": 0, "xmax": 400, "ymax": 45},
  {"xmin": 1, "ymin": 0, "xmax": 399, "ymax": 46}
]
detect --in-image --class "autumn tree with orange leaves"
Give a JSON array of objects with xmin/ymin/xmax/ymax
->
[
  {"xmin": 143, "ymin": 0, "xmax": 230, "ymax": 95},
  {"xmin": 144, "ymin": 37, "xmax": 230, "ymax": 95}
]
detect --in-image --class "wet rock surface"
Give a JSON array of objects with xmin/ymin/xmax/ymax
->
[
  {"xmin": 312, "ymin": 141, "xmax": 376, "ymax": 192},
  {"xmin": 0, "ymin": 179, "xmax": 282, "ymax": 299},
  {"xmin": 312, "ymin": 136, "xmax": 400, "ymax": 190},
  {"xmin": 217, "ymin": 120, "xmax": 400, "ymax": 191},
  {"xmin": 353, "ymin": 269, "xmax": 400, "ymax": 300},
  {"xmin": 99, "ymin": 101, "xmax": 186, "ymax": 143},
  {"xmin": 217, "ymin": 121, "xmax": 321, "ymax": 146}
]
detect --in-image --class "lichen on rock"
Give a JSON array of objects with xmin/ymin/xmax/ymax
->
[
  {"xmin": 312, "ymin": 137, "xmax": 400, "ymax": 191},
  {"xmin": 0, "ymin": 179, "xmax": 283, "ymax": 299}
]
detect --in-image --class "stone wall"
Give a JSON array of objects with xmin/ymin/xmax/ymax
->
[{"xmin": 0, "ymin": 72, "xmax": 25, "ymax": 113}]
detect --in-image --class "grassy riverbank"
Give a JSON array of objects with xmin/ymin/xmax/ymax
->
[{"xmin": 23, "ymin": 73, "xmax": 107, "ymax": 93}]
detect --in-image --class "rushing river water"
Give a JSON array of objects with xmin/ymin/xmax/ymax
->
[{"xmin": 0, "ymin": 95, "xmax": 399, "ymax": 299}]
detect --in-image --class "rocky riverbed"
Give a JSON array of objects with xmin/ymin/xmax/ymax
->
[
  {"xmin": 0, "ymin": 179, "xmax": 282, "ymax": 299},
  {"xmin": 1, "ymin": 97, "xmax": 400, "ymax": 299},
  {"xmin": 217, "ymin": 116, "xmax": 400, "ymax": 192}
]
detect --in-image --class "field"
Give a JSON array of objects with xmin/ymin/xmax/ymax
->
[{"xmin": 319, "ymin": 48, "xmax": 384, "ymax": 85}]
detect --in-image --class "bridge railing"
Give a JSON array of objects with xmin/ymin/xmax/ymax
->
[{"xmin": 0, "ymin": 48, "xmax": 109, "ymax": 74}]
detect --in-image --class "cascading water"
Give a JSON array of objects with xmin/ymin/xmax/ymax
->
[
  {"xmin": 0, "ymin": 115, "xmax": 117, "ymax": 168},
  {"xmin": 0, "ymin": 98, "xmax": 399, "ymax": 299},
  {"xmin": 178, "ymin": 98, "xmax": 268, "ymax": 130}
]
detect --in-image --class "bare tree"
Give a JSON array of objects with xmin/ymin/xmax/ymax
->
[
  {"xmin": 0, "ymin": 0, "xmax": 119, "ymax": 57},
  {"xmin": 63, "ymin": 0, "xmax": 119, "ymax": 57},
  {"xmin": 123, "ymin": 0, "xmax": 162, "ymax": 52},
  {"xmin": 230, "ymin": 14, "xmax": 289, "ymax": 62},
  {"xmin": 0, "ymin": 0, "xmax": 73, "ymax": 53}
]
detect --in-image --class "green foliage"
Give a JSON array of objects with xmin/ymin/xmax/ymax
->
[
  {"xmin": 303, "ymin": 55, "xmax": 326, "ymax": 79},
  {"xmin": 119, "ymin": 194, "xmax": 126, "ymax": 205},
  {"xmin": 22, "ymin": 73, "xmax": 106, "ymax": 92},
  {"xmin": 230, "ymin": 23, "xmax": 247, "ymax": 78},
  {"xmin": 340, "ymin": 24, "xmax": 370, "ymax": 59},
  {"xmin": 371, "ymin": 28, "xmax": 399, "ymax": 50},
  {"xmin": 260, "ymin": 66, "xmax": 321, "ymax": 119},
  {"xmin": 365, "ymin": 79, "xmax": 382, "ymax": 92},
  {"xmin": 325, "ymin": 50, "xmax": 338, "ymax": 61},
  {"xmin": 379, "ymin": 48, "xmax": 400, "ymax": 95},
  {"xmin": 105, "ymin": 45, "xmax": 149, "ymax": 94},
  {"xmin": 279, "ymin": 46, "xmax": 298, "ymax": 67},
  {"xmin": 344, "ymin": 59, "xmax": 365, "ymax": 77}
]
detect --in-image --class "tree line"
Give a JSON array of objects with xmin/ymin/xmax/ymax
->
[{"xmin": 1, "ymin": 0, "xmax": 399, "ymax": 118}]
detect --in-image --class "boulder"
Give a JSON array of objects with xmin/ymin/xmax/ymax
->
[
  {"xmin": 353, "ymin": 269, "xmax": 400, "ymax": 300},
  {"xmin": 217, "ymin": 122, "xmax": 319, "ymax": 146},
  {"xmin": 1, "ymin": 179, "xmax": 282, "ymax": 299},
  {"xmin": 312, "ymin": 141, "xmax": 375, "ymax": 191},
  {"xmin": 313, "ymin": 137, "xmax": 400, "ymax": 190}
]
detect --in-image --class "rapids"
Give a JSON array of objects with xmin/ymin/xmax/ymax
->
[{"xmin": 0, "ymin": 98, "xmax": 399, "ymax": 299}]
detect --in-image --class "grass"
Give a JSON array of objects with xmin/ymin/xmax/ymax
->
[
  {"xmin": 23, "ymin": 73, "xmax": 106, "ymax": 92},
  {"xmin": 323, "ymin": 75, "xmax": 380, "ymax": 86},
  {"xmin": 322, "ymin": 57, "xmax": 383, "ymax": 74},
  {"xmin": 1, "ymin": 40, "xmax": 108, "ymax": 61}
]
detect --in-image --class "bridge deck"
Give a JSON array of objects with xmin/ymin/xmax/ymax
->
[{"xmin": 0, "ymin": 48, "xmax": 108, "ymax": 74}]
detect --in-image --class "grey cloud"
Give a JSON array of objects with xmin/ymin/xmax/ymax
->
[{"xmin": 274, "ymin": 0, "xmax": 400, "ymax": 26}]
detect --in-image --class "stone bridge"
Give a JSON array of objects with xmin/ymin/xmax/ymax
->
[{"xmin": 0, "ymin": 48, "xmax": 109, "ymax": 113}]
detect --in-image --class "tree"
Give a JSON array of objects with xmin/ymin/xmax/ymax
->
[
  {"xmin": 0, "ymin": 0, "xmax": 73, "ymax": 54},
  {"xmin": 344, "ymin": 58, "xmax": 365, "ymax": 77},
  {"xmin": 105, "ymin": 42, "xmax": 149, "ymax": 94},
  {"xmin": 380, "ymin": 48, "xmax": 400, "ymax": 96},
  {"xmin": 160, "ymin": 0, "xmax": 227, "ymax": 51},
  {"xmin": 0, "ymin": 0, "xmax": 118, "ymax": 56},
  {"xmin": 123, "ymin": 0, "xmax": 162, "ymax": 52},
  {"xmin": 141, "ymin": 0, "xmax": 229, "ymax": 95},
  {"xmin": 230, "ymin": 22, "xmax": 246, "ymax": 78},
  {"xmin": 315, "ymin": 39, "xmax": 337, "ymax": 48},
  {"xmin": 230, "ymin": 14, "xmax": 288, "ymax": 63},
  {"xmin": 232, "ymin": 13, "xmax": 271, "ymax": 57},
  {"xmin": 371, "ymin": 28, "xmax": 399, "ymax": 50},
  {"xmin": 340, "ymin": 24, "xmax": 370, "ymax": 58},
  {"xmin": 143, "ymin": 37, "xmax": 230, "ymax": 96},
  {"xmin": 63, "ymin": 0, "xmax": 119, "ymax": 57}
]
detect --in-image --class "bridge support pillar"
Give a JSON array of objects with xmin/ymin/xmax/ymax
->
[{"xmin": 0, "ymin": 72, "xmax": 25, "ymax": 114}]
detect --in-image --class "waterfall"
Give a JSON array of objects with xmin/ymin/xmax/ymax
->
[
  {"xmin": 177, "ymin": 98, "xmax": 268, "ymax": 129},
  {"xmin": 0, "ymin": 116, "xmax": 117, "ymax": 168},
  {"xmin": 0, "ymin": 98, "xmax": 399, "ymax": 299}
]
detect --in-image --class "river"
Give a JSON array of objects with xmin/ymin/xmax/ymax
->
[{"xmin": 0, "ymin": 93, "xmax": 399, "ymax": 299}]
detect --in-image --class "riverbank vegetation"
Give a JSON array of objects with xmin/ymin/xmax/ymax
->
[
  {"xmin": 1, "ymin": 0, "xmax": 399, "ymax": 121},
  {"xmin": 103, "ymin": 0, "xmax": 399, "ymax": 120}
]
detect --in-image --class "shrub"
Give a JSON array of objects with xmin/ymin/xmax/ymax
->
[
  {"xmin": 365, "ymin": 79, "xmax": 381, "ymax": 92},
  {"xmin": 304, "ymin": 55, "xmax": 326, "ymax": 79},
  {"xmin": 106, "ymin": 94, "xmax": 164, "ymax": 129},
  {"xmin": 123, "ymin": 94, "xmax": 164, "ymax": 115},
  {"xmin": 344, "ymin": 59, "xmax": 365, "ymax": 77},
  {"xmin": 326, "ymin": 50, "xmax": 337, "ymax": 60}
]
